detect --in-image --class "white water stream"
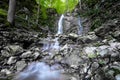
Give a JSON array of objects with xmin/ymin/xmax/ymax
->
[
  {"xmin": 57, "ymin": 14, "xmax": 64, "ymax": 34},
  {"xmin": 77, "ymin": 16, "xmax": 83, "ymax": 35}
]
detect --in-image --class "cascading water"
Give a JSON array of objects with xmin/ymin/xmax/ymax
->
[
  {"xmin": 42, "ymin": 14, "xmax": 64, "ymax": 51},
  {"xmin": 57, "ymin": 14, "xmax": 64, "ymax": 34},
  {"xmin": 52, "ymin": 14, "xmax": 64, "ymax": 50},
  {"xmin": 77, "ymin": 16, "xmax": 83, "ymax": 35}
]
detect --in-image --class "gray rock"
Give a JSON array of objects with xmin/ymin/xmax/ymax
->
[
  {"xmin": 1, "ymin": 69, "xmax": 11, "ymax": 75},
  {"xmin": 21, "ymin": 51, "xmax": 32, "ymax": 58},
  {"xmin": 68, "ymin": 33, "xmax": 79, "ymax": 39},
  {"xmin": 7, "ymin": 56, "xmax": 16, "ymax": 65},
  {"xmin": 109, "ymin": 42, "xmax": 120, "ymax": 49},
  {"xmin": 60, "ymin": 44, "xmax": 69, "ymax": 51},
  {"xmin": 32, "ymin": 52, "xmax": 40, "ymax": 59},
  {"xmin": 113, "ymin": 31, "xmax": 120, "ymax": 41},
  {"xmin": 97, "ymin": 45, "xmax": 110, "ymax": 56},
  {"xmin": 1, "ymin": 45, "xmax": 23, "ymax": 57},
  {"xmin": 65, "ymin": 54, "xmax": 81, "ymax": 68},
  {"xmin": 83, "ymin": 47, "xmax": 97, "ymax": 55},
  {"xmin": 16, "ymin": 61, "xmax": 27, "ymax": 71},
  {"xmin": 81, "ymin": 32, "xmax": 98, "ymax": 43},
  {"xmin": 91, "ymin": 62, "xmax": 99, "ymax": 71}
]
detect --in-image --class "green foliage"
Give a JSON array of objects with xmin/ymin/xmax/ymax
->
[
  {"xmin": 35, "ymin": 0, "xmax": 79, "ymax": 14},
  {"xmin": 0, "ymin": 9, "xmax": 7, "ymax": 16}
]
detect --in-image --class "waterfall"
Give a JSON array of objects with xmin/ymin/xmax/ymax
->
[
  {"xmin": 42, "ymin": 14, "xmax": 64, "ymax": 51},
  {"xmin": 57, "ymin": 14, "xmax": 64, "ymax": 34},
  {"xmin": 53, "ymin": 14, "xmax": 64, "ymax": 50},
  {"xmin": 77, "ymin": 16, "xmax": 83, "ymax": 35},
  {"xmin": 15, "ymin": 14, "xmax": 65, "ymax": 80}
]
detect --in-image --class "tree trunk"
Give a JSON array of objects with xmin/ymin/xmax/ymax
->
[{"xmin": 7, "ymin": 0, "xmax": 16, "ymax": 25}]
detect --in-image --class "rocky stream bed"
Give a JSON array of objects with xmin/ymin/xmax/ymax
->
[{"xmin": 0, "ymin": 19, "xmax": 120, "ymax": 80}]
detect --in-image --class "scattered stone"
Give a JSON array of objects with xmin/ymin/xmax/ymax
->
[
  {"xmin": 83, "ymin": 47, "xmax": 97, "ymax": 54},
  {"xmin": 21, "ymin": 51, "xmax": 32, "ymax": 58},
  {"xmin": 32, "ymin": 52, "xmax": 40, "ymax": 59},
  {"xmin": 65, "ymin": 54, "xmax": 81, "ymax": 68},
  {"xmin": 113, "ymin": 31, "xmax": 120, "ymax": 41},
  {"xmin": 68, "ymin": 33, "xmax": 79, "ymax": 39},
  {"xmin": 1, "ymin": 69, "xmax": 11, "ymax": 75},
  {"xmin": 97, "ymin": 45, "xmax": 109, "ymax": 56},
  {"xmin": 16, "ymin": 61, "xmax": 27, "ymax": 71},
  {"xmin": 1, "ymin": 45, "xmax": 23, "ymax": 57},
  {"xmin": 7, "ymin": 56, "xmax": 16, "ymax": 65}
]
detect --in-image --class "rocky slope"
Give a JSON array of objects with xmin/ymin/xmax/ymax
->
[{"xmin": 0, "ymin": 18, "xmax": 120, "ymax": 80}]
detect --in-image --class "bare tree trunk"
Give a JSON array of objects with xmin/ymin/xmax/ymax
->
[
  {"xmin": 36, "ymin": 4, "xmax": 40, "ymax": 25},
  {"xmin": 7, "ymin": 0, "xmax": 16, "ymax": 25}
]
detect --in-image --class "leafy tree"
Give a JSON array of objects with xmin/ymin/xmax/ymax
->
[{"xmin": 36, "ymin": 0, "xmax": 79, "ymax": 14}]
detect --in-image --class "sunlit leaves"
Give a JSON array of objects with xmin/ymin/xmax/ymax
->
[{"xmin": 35, "ymin": 0, "xmax": 79, "ymax": 14}]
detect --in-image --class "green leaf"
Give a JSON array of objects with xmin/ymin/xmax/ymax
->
[
  {"xmin": 0, "ymin": 9, "xmax": 7, "ymax": 16},
  {"xmin": 35, "ymin": 0, "xmax": 79, "ymax": 14}
]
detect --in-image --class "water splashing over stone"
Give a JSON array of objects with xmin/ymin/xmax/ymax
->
[{"xmin": 14, "ymin": 62, "xmax": 62, "ymax": 80}]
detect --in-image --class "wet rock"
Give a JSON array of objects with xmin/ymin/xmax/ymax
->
[
  {"xmin": 68, "ymin": 33, "xmax": 79, "ymax": 39},
  {"xmin": 113, "ymin": 31, "xmax": 120, "ymax": 41},
  {"xmin": 81, "ymin": 32, "xmax": 98, "ymax": 43},
  {"xmin": 1, "ymin": 69, "xmax": 11, "ymax": 75},
  {"xmin": 60, "ymin": 44, "xmax": 69, "ymax": 51},
  {"xmin": 109, "ymin": 42, "xmax": 120, "ymax": 49},
  {"xmin": 65, "ymin": 53, "xmax": 81, "ymax": 68},
  {"xmin": 54, "ymin": 55, "xmax": 63, "ymax": 62},
  {"xmin": 83, "ymin": 47, "xmax": 97, "ymax": 55},
  {"xmin": 91, "ymin": 62, "xmax": 99, "ymax": 71},
  {"xmin": 16, "ymin": 61, "xmax": 27, "ymax": 71},
  {"xmin": 97, "ymin": 45, "xmax": 110, "ymax": 56},
  {"xmin": 7, "ymin": 56, "xmax": 16, "ymax": 65},
  {"xmin": 1, "ymin": 45, "xmax": 23, "ymax": 57},
  {"xmin": 21, "ymin": 51, "xmax": 32, "ymax": 58},
  {"xmin": 32, "ymin": 52, "xmax": 40, "ymax": 59},
  {"xmin": 70, "ymin": 77, "xmax": 77, "ymax": 80}
]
